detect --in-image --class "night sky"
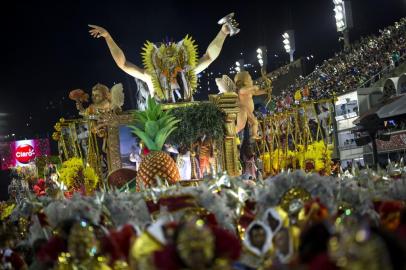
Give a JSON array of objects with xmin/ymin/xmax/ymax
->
[{"xmin": 1, "ymin": 0, "xmax": 405, "ymax": 141}]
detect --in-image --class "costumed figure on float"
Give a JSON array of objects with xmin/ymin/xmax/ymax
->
[{"xmin": 89, "ymin": 13, "xmax": 239, "ymax": 103}]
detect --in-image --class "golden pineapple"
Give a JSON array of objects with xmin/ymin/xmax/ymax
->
[{"xmin": 129, "ymin": 97, "xmax": 180, "ymax": 189}]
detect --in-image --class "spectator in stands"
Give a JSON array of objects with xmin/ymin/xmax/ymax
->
[{"xmin": 271, "ymin": 18, "xmax": 406, "ymax": 110}]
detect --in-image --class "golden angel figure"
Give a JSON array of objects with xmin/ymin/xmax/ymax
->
[
  {"xmin": 71, "ymin": 82, "xmax": 124, "ymax": 116},
  {"xmin": 215, "ymin": 71, "xmax": 271, "ymax": 140}
]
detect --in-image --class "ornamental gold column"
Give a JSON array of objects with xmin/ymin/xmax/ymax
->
[{"xmin": 209, "ymin": 93, "xmax": 241, "ymax": 176}]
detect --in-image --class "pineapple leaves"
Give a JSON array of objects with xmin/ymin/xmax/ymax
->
[
  {"xmin": 145, "ymin": 120, "xmax": 159, "ymax": 138},
  {"xmin": 136, "ymin": 111, "xmax": 148, "ymax": 123},
  {"xmin": 128, "ymin": 96, "xmax": 179, "ymax": 151},
  {"xmin": 154, "ymin": 120, "xmax": 179, "ymax": 150},
  {"xmin": 132, "ymin": 110, "xmax": 147, "ymax": 130},
  {"xmin": 147, "ymin": 96, "xmax": 156, "ymax": 111},
  {"xmin": 157, "ymin": 115, "xmax": 177, "ymax": 129},
  {"xmin": 129, "ymin": 126, "xmax": 157, "ymax": 150}
]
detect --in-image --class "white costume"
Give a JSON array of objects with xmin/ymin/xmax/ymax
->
[{"xmin": 177, "ymin": 151, "xmax": 192, "ymax": 180}]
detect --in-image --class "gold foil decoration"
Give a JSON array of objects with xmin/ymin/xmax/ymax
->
[
  {"xmin": 279, "ymin": 187, "xmax": 311, "ymax": 214},
  {"xmin": 176, "ymin": 223, "xmax": 215, "ymax": 268}
]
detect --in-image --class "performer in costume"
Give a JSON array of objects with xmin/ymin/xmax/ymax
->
[
  {"xmin": 265, "ymin": 208, "xmax": 296, "ymax": 267},
  {"xmin": 263, "ymin": 207, "xmax": 286, "ymax": 235},
  {"xmin": 88, "ymin": 14, "xmax": 238, "ymax": 102},
  {"xmin": 272, "ymin": 227, "xmax": 295, "ymax": 265},
  {"xmin": 55, "ymin": 222, "xmax": 111, "ymax": 270},
  {"xmin": 176, "ymin": 145, "xmax": 192, "ymax": 180},
  {"xmin": 196, "ymin": 136, "xmax": 214, "ymax": 178},
  {"xmin": 153, "ymin": 220, "xmax": 241, "ymax": 270},
  {"xmin": 129, "ymin": 144, "xmax": 142, "ymax": 171},
  {"xmin": 237, "ymin": 221, "xmax": 273, "ymax": 269},
  {"xmin": 130, "ymin": 217, "xmax": 175, "ymax": 269},
  {"xmin": 0, "ymin": 226, "xmax": 27, "ymax": 270},
  {"xmin": 241, "ymin": 142, "xmax": 257, "ymax": 180}
]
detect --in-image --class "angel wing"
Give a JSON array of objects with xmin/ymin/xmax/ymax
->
[
  {"xmin": 216, "ymin": 75, "xmax": 236, "ymax": 93},
  {"xmin": 110, "ymin": 83, "xmax": 124, "ymax": 112}
]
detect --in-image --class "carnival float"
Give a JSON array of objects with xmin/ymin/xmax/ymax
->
[{"xmin": 1, "ymin": 13, "xmax": 406, "ymax": 270}]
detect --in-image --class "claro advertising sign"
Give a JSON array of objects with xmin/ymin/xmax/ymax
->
[{"xmin": 0, "ymin": 139, "xmax": 50, "ymax": 170}]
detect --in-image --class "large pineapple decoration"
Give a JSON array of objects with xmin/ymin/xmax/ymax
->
[{"xmin": 129, "ymin": 97, "xmax": 180, "ymax": 188}]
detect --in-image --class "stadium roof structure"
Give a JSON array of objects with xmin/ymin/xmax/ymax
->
[{"xmin": 353, "ymin": 94, "xmax": 406, "ymax": 131}]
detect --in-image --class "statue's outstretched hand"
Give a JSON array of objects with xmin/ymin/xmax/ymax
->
[
  {"xmin": 221, "ymin": 24, "xmax": 231, "ymax": 35},
  {"xmin": 88, "ymin": 24, "xmax": 110, "ymax": 39},
  {"xmin": 221, "ymin": 19, "xmax": 238, "ymax": 35}
]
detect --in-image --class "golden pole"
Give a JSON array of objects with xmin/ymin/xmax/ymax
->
[
  {"xmin": 190, "ymin": 143, "xmax": 198, "ymax": 179},
  {"xmin": 209, "ymin": 93, "xmax": 240, "ymax": 176},
  {"xmin": 312, "ymin": 101, "xmax": 324, "ymax": 142}
]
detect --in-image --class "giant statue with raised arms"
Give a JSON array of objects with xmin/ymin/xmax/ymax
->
[{"xmin": 89, "ymin": 13, "xmax": 239, "ymax": 103}]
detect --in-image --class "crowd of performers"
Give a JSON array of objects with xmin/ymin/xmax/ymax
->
[{"xmin": 1, "ymin": 165, "xmax": 406, "ymax": 270}]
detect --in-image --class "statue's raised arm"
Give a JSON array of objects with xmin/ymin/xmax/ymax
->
[
  {"xmin": 88, "ymin": 25, "xmax": 152, "ymax": 92},
  {"xmin": 195, "ymin": 13, "xmax": 239, "ymax": 74},
  {"xmin": 88, "ymin": 14, "xmax": 238, "ymax": 103}
]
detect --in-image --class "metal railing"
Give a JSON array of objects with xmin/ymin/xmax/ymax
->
[{"xmin": 338, "ymin": 143, "xmax": 361, "ymax": 151}]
